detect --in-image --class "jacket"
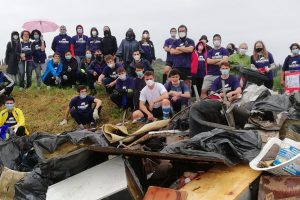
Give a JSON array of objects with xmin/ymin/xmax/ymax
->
[
  {"xmin": 87, "ymin": 27, "xmax": 102, "ymax": 53},
  {"xmin": 51, "ymin": 34, "xmax": 72, "ymax": 56},
  {"xmin": 0, "ymin": 107, "xmax": 29, "ymax": 135},
  {"xmin": 101, "ymin": 27, "xmax": 118, "ymax": 55},
  {"xmin": 42, "ymin": 60, "xmax": 62, "ymax": 80},
  {"xmin": 31, "ymin": 40, "xmax": 47, "ymax": 63},
  {"xmin": 139, "ymin": 40, "xmax": 155, "ymax": 62},
  {"xmin": 5, "ymin": 31, "xmax": 21, "ymax": 74}
]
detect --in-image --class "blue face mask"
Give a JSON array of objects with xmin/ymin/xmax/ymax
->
[
  {"xmin": 34, "ymin": 34, "xmax": 39, "ymax": 40},
  {"xmin": 65, "ymin": 55, "xmax": 72, "ymax": 60},
  {"xmin": 85, "ymin": 54, "xmax": 92, "ymax": 59},
  {"xmin": 136, "ymin": 71, "xmax": 144, "ymax": 77},
  {"xmin": 221, "ymin": 69, "xmax": 230, "ymax": 75},
  {"xmin": 5, "ymin": 103, "xmax": 14, "ymax": 110}
]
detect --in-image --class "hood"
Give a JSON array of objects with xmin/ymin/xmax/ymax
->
[
  {"xmin": 76, "ymin": 25, "xmax": 84, "ymax": 34},
  {"xmin": 125, "ymin": 28, "xmax": 135, "ymax": 41},
  {"xmin": 30, "ymin": 29, "xmax": 41, "ymax": 40},
  {"xmin": 195, "ymin": 40, "xmax": 208, "ymax": 54},
  {"xmin": 103, "ymin": 26, "xmax": 111, "ymax": 37},
  {"xmin": 11, "ymin": 31, "xmax": 19, "ymax": 41},
  {"xmin": 90, "ymin": 27, "xmax": 99, "ymax": 37}
]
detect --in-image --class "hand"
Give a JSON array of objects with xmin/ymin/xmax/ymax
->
[
  {"xmin": 67, "ymin": 66, "xmax": 72, "ymax": 72},
  {"xmin": 127, "ymin": 89, "xmax": 133, "ymax": 93},
  {"xmin": 20, "ymin": 53, "xmax": 25, "ymax": 61},
  {"xmin": 171, "ymin": 96, "xmax": 179, "ymax": 102},
  {"xmin": 62, "ymin": 75, "xmax": 68, "ymax": 80},
  {"xmin": 0, "ymin": 89, "xmax": 5, "ymax": 95},
  {"xmin": 93, "ymin": 109, "xmax": 99, "ymax": 120},
  {"xmin": 40, "ymin": 35, "xmax": 44, "ymax": 41},
  {"xmin": 59, "ymin": 119, "xmax": 67, "ymax": 126},
  {"xmin": 93, "ymin": 71, "xmax": 97, "ymax": 76},
  {"xmin": 250, "ymin": 64, "xmax": 257, "ymax": 71},
  {"xmin": 147, "ymin": 113, "xmax": 155, "ymax": 121},
  {"xmin": 55, "ymin": 76, "xmax": 61, "ymax": 85},
  {"xmin": 265, "ymin": 67, "xmax": 270, "ymax": 73},
  {"xmin": 106, "ymin": 82, "xmax": 114, "ymax": 88},
  {"xmin": 149, "ymin": 101, "xmax": 154, "ymax": 111}
]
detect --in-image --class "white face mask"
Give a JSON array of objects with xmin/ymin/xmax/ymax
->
[
  {"xmin": 213, "ymin": 40, "xmax": 221, "ymax": 48},
  {"xmin": 119, "ymin": 74, "xmax": 127, "ymax": 81},
  {"xmin": 107, "ymin": 63, "xmax": 115, "ymax": 68},
  {"xmin": 133, "ymin": 55, "xmax": 141, "ymax": 61},
  {"xmin": 13, "ymin": 35, "xmax": 19, "ymax": 40},
  {"xmin": 239, "ymin": 48, "xmax": 247, "ymax": 55},
  {"xmin": 178, "ymin": 32, "xmax": 186, "ymax": 38},
  {"xmin": 92, "ymin": 31, "xmax": 97, "ymax": 36},
  {"xmin": 143, "ymin": 33, "xmax": 149, "ymax": 38},
  {"xmin": 77, "ymin": 28, "xmax": 83, "ymax": 34},
  {"xmin": 146, "ymin": 79, "xmax": 155, "ymax": 87},
  {"xmin": 170, "ymin": 32, "xmax": 176, "ymax": 38}
]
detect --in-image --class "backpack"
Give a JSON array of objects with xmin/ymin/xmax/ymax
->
[{"xmin": 166, "ymin": 80, "xmax": 185, "ymax": 94}]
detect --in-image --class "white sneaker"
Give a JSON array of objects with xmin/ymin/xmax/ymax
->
[
  {"xmin": 46, "ymin": 86, "xmax": 51, "ymax": 90},
  {"xmin": 19, "ymin": 87, "xmax": 24, "ymax": 91}
]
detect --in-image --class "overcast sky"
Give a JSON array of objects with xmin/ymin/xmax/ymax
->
[{"xmin": 1, "ymin": 0, "xmax": 299, "ymax": 64}]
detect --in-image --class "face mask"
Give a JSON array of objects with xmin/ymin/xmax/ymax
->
[
  {"xmin": 178, "ymin": 32, "xmax": 186, "ymax": 38},
  {"xmin": 65, "ymin": 55, "xmax": 72, "ymax": 60},
  {"xmin": 92, "ymin": 31, "xmax": 97, "ymax": 36},
  {"xmin": 255, "ymin": 48, "xmax": 263, "ymax": 53},
  {"xmin": 80, "ymin": 94, "xmax": 87, "ymax": 99},
  {"xmin": 34, "ymin": 34, "xmax": 39, "ymax": 40},
  {"xmin": 221, "ymin": 69, "xmax": 230, "ymax": 75},
  {"xmin": 13, "ymin": 35, "xmax": 18, "ymax": 40},
  {"xmin": 146, "ymin": 79, "xmax": 155, "ymax": 87},
  {"xmin": 143, "ymin": 33, "xmax": 149, "ymax": 38},
  {"xmin": 239, "ymin": 49, "xmax": 247, "ymax": 55},
  {"xmin": 133, "ymin": 55, "xmax": 141, "ymax": 61},
  {"xmin": 77, "ymin": 28, "xmax": 83, "ymax": 34},
  {"xmin": 104, "ymin": 30, "xmax": 110, "ymax": 35},
  {"xmin": 127, "ymin": 32, "xmax": 133, "ymax": 38},
  {"xmin": 5, "ymin": 103, "xmax": 14, "ymax": 111},
  {"xmin": 119, "ymin": 74, "xmax": 127, "ymax": 81},
  {"xmin": 227, "ymin": 48, "xmax": 234, "ymax": 54},
  {"xmin": 53, "ymin": 58, "xmax": 59, "ymax": 63},
  {"xmin": 107, "ymin": 63, "xmax": 115, "ymax": 68},
  {"xmin": 96, "ymin": 55, "xmax": 103, "ymax": 62},
  {"xmin": 292, "ymin": 49, "xmax": 300, "ymax": 55},
  {"xmin": 136, "ymin": 71, "xmax": 144, "ymax": 77},
  {"xmin": 213, "ymin": 40, "xmax": 221, "ymax": 48},
  {"xmin": 85, "ymin": 54, "xmax": 92, "ymax": 59},
  {"xmin": 60, "ymin": 29, "xmax": 66, "ymax": 35},
  {"xmin": 170, "ymin": 32, "xmax": 176, "ymax": 38}
]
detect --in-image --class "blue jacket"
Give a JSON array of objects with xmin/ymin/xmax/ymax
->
[
  {"xmin": 51, "ymin": 34, "xmax": 72, "ymax": 56},
  {"xmin": 31, "ymin": 40, "xmax": 46, "ymax": 63},
  {"xmin": 72, "ymin": 34, "xmax": 89, "ymax": 57},
  {"xmin": 42, "ymin": 60, "xmax": 62, "ymax": 80}
]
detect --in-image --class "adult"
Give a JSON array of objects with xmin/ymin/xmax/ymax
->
[
  {"xmin": 87, "ymin": 27, "xmax": 102, "ymax": 54},
  {"xmin": 78, "ymin": 50, "xmax": 93, "ymax": 85},
  {"xmin": 170, "ymin": 25, "xmax": 195, "ymax": 87},
  {"xmin": 101, "ymin": 26, "xmax": 118, "ymax": 56},
  {"xmin": 129, "ymin": 50, "xmax": 153, "ymax": 77},
  {"xmin": 199, "ymin": 35, "xmax": 212, "ymax": 51},
  {"xmin": 42, "ymin": 52, "xmax": 62, "ymax": 88},
  {"xmin": 51, "ymin": 25, "xmax": 73, "ymax": 58},
  {"xmin": 139, "ymin": 30, "xmax": 155, "ymax": 64},
  {"xmin": 5, "ymin": 31, "xmax": 20, "ymax": 83},
  {"xmin": 60, "ymin": 85, "xmax": 102, "ymax": 129},
  {"xmin": 162, "ymin": 28, "xmax": 177, "ymax": 83},
  {"xmin": 19, "ymin": 30, "xmax": 34, "ymax": 89},
  {"xmin": 0, "ymin": 96, "xmax": 28, "ymax": 137},
  {"xmin": 132, "ymin": 71, "xmax": 171, "ymax": 122},
  {"xmin": 228, "ymin": 43, "xmax": 251, "ymax": 76},
  {"xmin": 31, "ymin": 29, "xmax": 46, "ymax": 88},
  {"xmin": 116, "ymin": 28, "xmax": 143, "ymax": 69},
  {"xmin": 72, "ymin": 25, "xmax": 89, "ymax": 65},
  {"xmin": 250, "ymin": 41, "xmax": 275, "ymax": 89},
  {"xmin": 226, "ymin": 43, "xmax": 237, "ymax": 56},
  {"xmin": 133, "ymin": 63, "xmax": 146, "ymax": 110},
  {"xmin": 281, "ymin": 43, "xmax": 300, "ymax": 86},
  {"xmin": 61, "ymin": 51, "xmax": 78, "ymax": 87},
  {"xmin": 201, "ymin": 34, "xmax": 229, "ymax": 98}
]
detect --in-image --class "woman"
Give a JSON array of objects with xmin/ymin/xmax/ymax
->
[
  {"xmin": 281, "ymin": 43, "xmax": 300, "ymax": 86},
  {"xmin": 42, "ymin": 53, "xmax": 62, "ymax": 88},
  {"xmin": 226, "ymin": 43, "xmax": 237, "ymax": 55},
  {"xmin": 5, "ymin": 31, "xmax": 20, "ymax": 83},
  {"xmin": 139, "ymin": 30, "xmax": 155, "ymax": 64},
  {"xmin": 250, "ymin": 41, "xmax": 275, "ymax": 89},
  {"xmin": 78, "ymin": 50, "xmax": 93, "ymax": 85}
]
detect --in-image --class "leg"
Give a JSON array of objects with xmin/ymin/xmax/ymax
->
[
  {"xmin": 43, "ymin": 73, "xmax": 55, "ymax": 86},
  {"xmin": 26, "ymin": 61, "xmax": 34, "ymax": 88},
  {"xmin": 132, "ymin": 110, "xmax": 145, "ymax": 121},
  {"xmin": 70, "ymin": 109, "xmax": 84, "ymax": 125},
  {"xmin": 87, "ymin": 73, "xmax": 96, "ymax": 90},
  {"xmin": 15, "ymin": 126, "xmax": 26, "ymax": 136},
  {"xmin": 162, "ymin": 65, "xmax": 172, "ymax": 84},
  {"xmin": 161, "ymin": 99, "xmax": 171, "ymax": 119},
  {"xmin": 18, "ymin": 61, "xmax": 25, "ymax": 88},
  {"xmin": 34, "ymin": 63, "xmax": 42, "ymax": 87},
  {"xmin": 110, "ymin": 93, "xmax": 123, "ymax": 108}
]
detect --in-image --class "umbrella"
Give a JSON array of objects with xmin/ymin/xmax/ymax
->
[{"xmin": 22, "ymin": 20, "xmax": 59, "ymax": 33}]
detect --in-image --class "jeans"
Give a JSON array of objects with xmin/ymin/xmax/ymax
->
[
  {"xmin": 33, "ymin": 62, "xmax": 44, "ymax": 87},
  {"xmin": 18, "ymin": 61, "xmax": 33, "ymax": 88}
]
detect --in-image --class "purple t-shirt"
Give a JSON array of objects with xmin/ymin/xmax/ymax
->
[
  {"xmin": 207, "ymin": 47, "xmax": 229, "ymax": 75},
  {"xmin": 171, "ymin": 38, "xmax": 195, "ymax": 68},
  {"xmin": 251, "ymin": 52, "xmax": 274, "ymax": 79},
  {"xmin": 116, "ymin": 76, "xmax": 135, "ymax": 90},
  {"xmin": 283, "ymin": 55, "xmax": 300, "ymax": 71},
  {"xmin": 69, "ymin": 95, "xmax": 95, "ymax": 114},
  {"xmin": 164, "ymin": 38, "xmax": 176, "ymax": 62},
  {"xmin": 102, "ymin": 63, "xmax": 122, "ymax": 80},
  {"xmin": 211, "ymin": 75, "xmax": 240, "ymax": 93}
]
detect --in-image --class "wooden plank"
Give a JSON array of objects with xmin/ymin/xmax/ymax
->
[
  {"xmin": 180, "ymin": 164, "xmax": 261, "ymax": 200},
  {"xmin": 144, "ymin": 186, "xmax": 188, "ymax": 200}
]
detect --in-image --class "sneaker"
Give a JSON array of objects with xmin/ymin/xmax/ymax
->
[
  {"xmin": 72, "ymin": 85, "xmax": 75, "ymax": 89},
  {"xmin": 19, "ymin": 87, "xmax": 24, "ymax": 91},
  {"xmin": 46, "ymin": 86, "xmax": 51, "ymax": 90}
]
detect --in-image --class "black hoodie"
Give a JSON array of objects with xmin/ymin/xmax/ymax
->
[
  {"xmin": 100, "ymin": 26, "xmax": 118, "ymax": 56},
  {"xmin": 5, "ymin": 31, "xmax": 21, "ymax": 74}
]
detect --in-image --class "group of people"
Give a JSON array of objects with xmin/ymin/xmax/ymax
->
[{"xmin": 2, "ymin": 23, "xmax": 300, "ymax": 132}]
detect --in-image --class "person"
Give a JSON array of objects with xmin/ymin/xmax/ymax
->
[
  {"xmin": 87, "ymin": 27, "xmax": 102, "ymax": 53},
  {"xmin": 0, "ymin": 96, "xmax": 28, "ymax": 137},
  {"xmin": 250, "ymin": 41, "xmax": 275, "ymax": 89},
  {"xmin": 78, "ymin": 50, "xmax": 93, "ymax": 85},
  {"xmin": 31, "ymin": 29, "xmax": 46, "ymax": 88},
  {"xmin": 110, "ymin": 67, "xmax": 135, "ymax": 109},
  {"xmin": 116, "ymin": 28, "xmax": 143, "ymax": 70},
  {"xmin": 139, "ymin": 30, "xmax": 155, "ymax": 64},
  {"xmin": 61, "ymin": 51, "xmax": 78, "ymax": 87},
  {"xmin": 191, "ymin": 40, "xmax": 208, "ymax": 97},
  {"xmin": 162, "ymin": 28, "xmax": 177, "ymax": 83},
  {"xmin": 128, "ymin": 50, "xmax": 153, "ymax": 77},
  {"xmin": 164, "ymin": 69, "xmax": 190, "ymax": 113},
  {"xmin": 87, "ymin": 50, "xmax": 106, "ymax": 95},
  {"xmin": 101, "ymin": 26, "xmax": 118, "ymax": 56},
  {"xmin": 226, "ymin": 43, "xmax": 237, "ymax": 56},
  {"xmin": 201, "ymin": 34, "xmax": 229, "ymax": 98},
  {"xmin": 51, "ymin": 25, "xmax": 73, "ymax": 58},
  {"xmin": 210, "ymin": 62, "xmax": 242, "ymax": 102},
  {"xmin": 19, "ymin": 30, "xmax": 34, "ymax": 89},
  {"xmin": 133, "ymin": 63, "xmax": 146, "ymax": 110},
  {"xmin": 0, "ymin": 66, "xmax": 14, "ymax": 105},
  {"xmin": 228, "ymin": 43, "xmax": 251, "ymax": 77},
  {"xmin": 170, "ymin": 25, "xmax": 195, "ymax": 87},
  {"xmin": 5, "ymin": 31, "xmax": 20, "ymax": 83},
  {"xmin": 97, "ymin": 55, "xmax": 122, "ymax": 94},
  {"xmin": 42, "ymin": 52, "xmax": 62, "ymax": 88},
  {"xmin": 281, "ymin": 43, "xmax": 300, "ymax": 86},
  {"xmin": 59, "ymin": 85, "xmax": 102, "ymax": 129},
  {"xmin": 132, "ymin": 71, "xmax": 171, "ymax": 122},
  {"xmin": 71, "ymin": 25, "xmax": 89, "ymax": 66},
  {"xmin": 199, "ymin": 35, "xmax": 212, "ymax": 51}
]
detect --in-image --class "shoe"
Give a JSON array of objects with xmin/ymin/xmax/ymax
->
[
  {"xmin": 19, "ymin": 87, "xmax": 24, "ymax": 91},
  {"xmin": 47, "ymin": 86, "xmax": 51, "ymax": 90}
]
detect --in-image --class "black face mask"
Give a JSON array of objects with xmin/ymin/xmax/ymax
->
[
  {"xmin": 126, "ymin": 32, "xmax": 133, "ymax": 39},
  {"xmin": 227, "ymin": 48, "xmax": 234, "ymax": 55},
  {"xmin": 104, "ymin": 30, "xmax": 110, "ymax": 36},
  {"xmin": 96, "ymin": 55, "xmax": 103, "ymax": 62},
  {"xmin": 255, "ymin": 48, "xmax": 263, "ymax": 53}
]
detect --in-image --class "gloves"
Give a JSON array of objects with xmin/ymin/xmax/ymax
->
[
  {"xmin": 67, "ymin": 66, "xmax": 72, "ymax": 72},
  {"xmin": 62, "ymin": 75, "xmax": 68, "ymax": 80},
  {"xmin": 127, "ymin": 89, "xmax": 133, "ymax": 93},
  {"xmin": 250, "ymin": 64, "xmax": 257, "ymax": 71},
  {"xmin": 59, "ymin": 119, "xmax": 67, "ymax": 126},
  {"xmin": 80, "ymin": 68, "xmax": 86, "ymax": 73},
  {"xmin": 93, "ymin": 109, "xmax": 99, "ymax": 120},
  {"xmin": 55, "ymin": 76, "xmax": 61, "ymax": 85},
  {"xmin": 0, "ymin": 89, "xmax": 5, "ymax": 95}
]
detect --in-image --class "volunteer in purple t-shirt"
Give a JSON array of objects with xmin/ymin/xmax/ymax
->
[
  {"xmin": 210, "ymin": 62, "xmax": 241, "ymax": 102},
  {"xmin": 162, "ymin": 27, "xmax": 177, "ymax": 83},
  {"xmin": 201, "ymin": 34, "xmax": 229, "ymax": 98},
  {"xmin": 281, "ymin": 43, "xmax": 300, "ymax": 86},
  {"xmin": 59, "ymin": 85, "xmax": 102, "ymax": 129},
  {"xmin": 250, "ymin": 41, "xmax": 275, "ymax": 89},
  {"xmin": 170, "ymin": 25, "xmax": 195, "ymax": 87}
]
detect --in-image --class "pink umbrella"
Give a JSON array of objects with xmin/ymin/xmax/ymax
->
[{"xmin": 22, "ymin": 20, "xmax": 59, "ymax": 33}]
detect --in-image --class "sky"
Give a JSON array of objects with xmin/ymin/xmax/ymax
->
[{"xmin": 1, "ymin": 0, "xmax": 299, "ymax": 64}]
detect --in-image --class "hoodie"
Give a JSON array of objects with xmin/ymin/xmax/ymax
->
[
  {"xmin": 5, "ymin": 31, "xmax": 21, "ymax": 74},
  {"xmin": 87, "ymin": 27, "xmax": 102, "ymax": 53},
  {"xmin": 191, "ymin": 41, "xmax": 208, "ymax": 78},
  {"xmin": 72, "ymin": 25, "xmax": 89, "ymax": 57},
  {"xmin": 31, "ymin": 29, "xmax": 47, "ymax": 63},
  {"xmin": 100, "ymin": 26, "xmax": 118, "ymax": 55},
  {"xmin": 51, "ymin": 33, "xmax": 72, "ymax": 56}
]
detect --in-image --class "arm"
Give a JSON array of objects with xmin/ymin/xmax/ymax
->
[
  {"xmin": 176, "ymin": 46, "xmax": 194, "ymax": 53},
  {"xmin": 94, "ymin": 98, "xmax": 102, "ymax": 110},
  {"xmin": 164, "ymin": 46, "xmax": 171, "ymax": 53},
  {"xmin": 4, "ymin": 42, "xmax": 10, "ymax": 65},
  {"xmin": 139, "ymin": 100, "xmax": 152, "ymax": 116},
  {"xmin": 51, "ymin": 37, "xmax": 56, "ymax": 52},
  {"xmin": 113, "ymin": 37, "xmax": 118, "ymax": 55},
  {"xmin": 64, "ymin": 107, "xmax": 70, "ymax": 120},
  {"xmin": 207, "ymin": 57, "xmax": 223, "ymax": 64},
  {"xmin": 170, "ymin": 48, "xmax": 183, "ymax": 55},
  {"xmin": 15, "ymin": 109, "xmax": 25, "ymax": 127},
  {"xmin": 151, "ymin": 41, "xmax": 156, "ymax": 60},
  {"xmin": 97, "ymin": 74, "xmax": 105, "ymax": 84},
  {"xmin": 3, "ymin": 73, "xmax": 14, "ymax": 89},
  {"xmin": 153, "ymin": 91, "xmax": 169, "ymax": 104},
  {"xmin": 115, "ymin": 41, "xmax": 123, "ymax": 58}
]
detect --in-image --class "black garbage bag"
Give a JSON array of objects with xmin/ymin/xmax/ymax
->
[
  {"xmin": 161, "ymin": 128, "xmax": 262, "ymax": 166},
  {"xmin": 251, "ymin": 93, "xmax": 290, "ymax": 112},
  {"xmin": 14, "ymin": 168, "xmax": 52, "ymax": 200}
]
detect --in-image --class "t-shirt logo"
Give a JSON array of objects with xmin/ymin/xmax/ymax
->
[
  {"xmin": 35, "ymin": 44, "xmax": 41, "ymax": 50},
  {"xmin": 198, "ymin": 55, "xmax": 205, "ymax": 61},
  {"xmin": 59, "ymin": 38, "xmax": 69, "ymax": 44},
  {"xmin": 22, "ymin": 45, "xmax": 31, "ymax": 51},
  {"xmin": 256, "ymin": 56, "xmax": 268, "ymax": 64},
  {"xmin": 76, "ymin": 38, "xmax": 86, "ymax": 44},
  {"xmin": 110, "ymin": 72, "xmax": 118, "ymax": 79},
  {"xmin": 78, "ymin": 102, "xmax": 88, "ymax": 110},
  {"xmin": 290, "ymin": 61, "xmax": 300, "ymax": 69},
  {"xmin": 212, "ymin": 52, "xmax": 223, "ymax": 59}
]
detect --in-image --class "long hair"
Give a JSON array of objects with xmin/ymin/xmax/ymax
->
[{"xmin": 253, "ymin": 40, "xmax": 268, "ymax": 61}]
